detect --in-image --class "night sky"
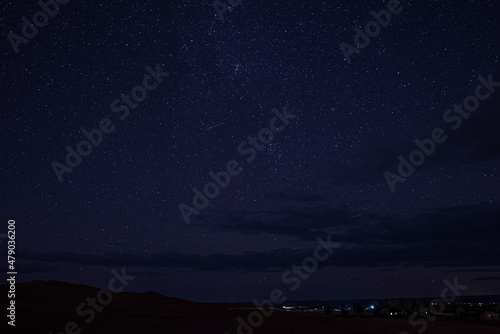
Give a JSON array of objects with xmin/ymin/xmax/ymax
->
[{"xmin": 1, "ymin": 0, "xmax": 500, "ymax": 303}]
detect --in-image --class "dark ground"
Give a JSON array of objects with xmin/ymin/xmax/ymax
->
[{"xmin": 2, "ymin": 281, "xmax": 500, "ymax": 334}]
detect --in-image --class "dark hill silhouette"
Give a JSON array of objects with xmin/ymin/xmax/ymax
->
[{"xmin": 1, "ymin": 281, "xmax": 499, "ymax": 334}]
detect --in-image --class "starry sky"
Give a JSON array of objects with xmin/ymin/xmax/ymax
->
[{"xmin": 1, "ymin": 0, "xmax": 500, "ymax": 302}]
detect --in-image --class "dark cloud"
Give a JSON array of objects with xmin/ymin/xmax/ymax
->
[
  {"xmin": 201, "ymin": 202, "xmax": 500, "ymax": 244},
  {"xmin": 17, "ymin": 262, "xmax": 60, "ymax": 274},
  {"xmin": 18, "ymin": 247, "xmax": 321, "ymax": 273},
  {"xmin": 342, "ymin": 73, "xmax": 500, "ymax": 186},
  {"xmin": 18, "ymin": 203, "xmax": 500, "ymax": 272},
  {"xmin": 448, "ymin": 269, "xmax": 500, "ymax": 273},
  {"xmin": 267, "ymin": 191, "xmax": 327, "ymax": 202},
  {"xmin": 473, "ymin": 276, "xmax": 500, "ymax": 282}
]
